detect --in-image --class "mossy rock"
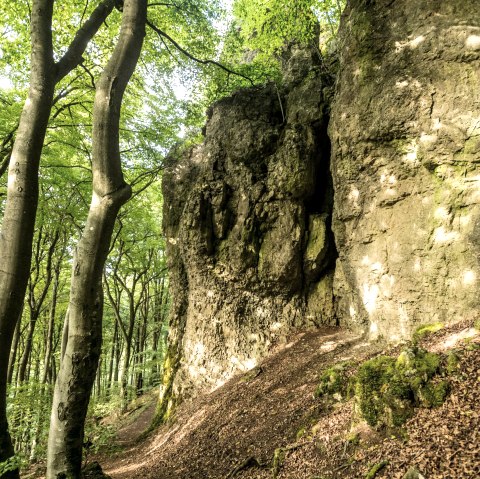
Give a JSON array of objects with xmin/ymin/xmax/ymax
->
[
  {"xmin": 315, "ymin": 362, "xmax": 353, "ymax": 399},
  {"xmin": 354, "ymin": 347, "xmax": 448, "ymax": 428}
]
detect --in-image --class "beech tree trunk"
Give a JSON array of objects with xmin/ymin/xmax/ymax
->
[
  {"xmin": 0, "ymin": 2, "xmax": 55, "ymax": 474},
  {"xmin": 46, "ymin": 1, "xmax": 147, "ymax": 477},
  {"xmin": 0, "ymin": 2, "xmax": 115, "ymax": 475}
]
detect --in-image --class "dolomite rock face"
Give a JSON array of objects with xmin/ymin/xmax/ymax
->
[
  {"xmin": 161, "ymin": 49, "xmax": 336, "ymax": 401},
  {"xmin": 330, "ymin": 0, "xmax": 480, "ymax": 339},
  {"xmin": 160, "ymin": 0, "xmax": 480, "ymax": 410}
]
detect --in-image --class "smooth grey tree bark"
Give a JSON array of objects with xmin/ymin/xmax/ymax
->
[
  {"xmin": 0, "ymin": 2, "xmax": 115, "ymax": 476},
  {"xmin": 46, "ymin": 1, "xmax": 147, "ymax": 477},
  {"xmin": 0, "ymin": 2, "xmax": 55, "ymax": 475}
]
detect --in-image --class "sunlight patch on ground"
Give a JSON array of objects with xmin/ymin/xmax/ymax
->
[
  {"xmin": 430, "ymin": 328, "xmax": 479, "ymax": 352},
  {"xmin": 148, "ymin": 408, "xmax": 208, "ymax": 456}
]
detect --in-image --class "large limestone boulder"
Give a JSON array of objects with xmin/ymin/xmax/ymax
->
[
  {"xmin": 330, "ymin": 0, "xmax": 480, "ymax": 339},
  {"xmin": 160, "ymin": 49, "xmax": 336, "ymax": 404}
]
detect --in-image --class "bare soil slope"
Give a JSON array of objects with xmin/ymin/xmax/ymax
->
[{"xmin": 102, "ymin": 322, "xmax": 479, "ymax": 479}]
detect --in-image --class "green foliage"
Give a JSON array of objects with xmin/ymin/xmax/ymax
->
[
  {"xmin": 0, "ymin": 455, "xmax": 23, "ymax": 476},
  {"xmin": 198, "ymin": 0, "xmax": 345, "ymax": 108},
  {"xmin": 7, "ymin": 382, "xmax": 53, "ymax": 461}
]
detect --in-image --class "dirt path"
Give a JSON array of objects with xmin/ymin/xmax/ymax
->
[
  {"xmin": 101, "ymin": 321, "xmax": 480, "ymax": 479},
  {"xmin": 102, "ymin": 327, "xmax": 373, "ymax": 478},
  {"xmin": 114, "ymin": 401, "xmax": 157, "ymax": 447}
]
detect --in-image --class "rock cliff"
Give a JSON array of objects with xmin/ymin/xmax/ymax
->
[
  {"xmin": 330, "ymin": 0, "xmax": 480, "ymax": 339},
  {"xmin": 159, "ymin": 0, "xmax": 480, "ymax": 411},
  {"xmin": 160, "ymin": 47, "xmax": 336, "ymax": 406}
]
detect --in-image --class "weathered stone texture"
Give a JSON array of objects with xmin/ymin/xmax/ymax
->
[
  {"xmin": 162, "ymin": 49, "xmax": 336, "ymax": 400},
  {"xmin": 160, "ymin": 0, "xmax": 480, "ymax": 407},
  {"xmin": 330, "ymin": 0, "xmax": 480, "ymax": 339}
]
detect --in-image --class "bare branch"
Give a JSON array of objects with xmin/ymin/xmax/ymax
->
[{"xmin": 146, "ymin": 19, "xmax": 255, "ymax": 85}]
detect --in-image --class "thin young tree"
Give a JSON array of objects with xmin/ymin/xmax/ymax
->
[{"xmin": 46, "ymin": 1, "xmax": 148, "ymax": 476}]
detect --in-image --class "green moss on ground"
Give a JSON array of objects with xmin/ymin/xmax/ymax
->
[
  {"xmin": 412, "ymin": 322, "xmax": 444, "ymax": 343},
  {"xmin": 365, "ymin": 460, "xmax": 389, "ymax": 479},
  {"xmin": 354, "ymin": 347, "xmax": 449, "ymax": 428},
  {"xmin": 315, "ymin": 346, "xmax": 451, "ymax": 430},
  {"xmin": 315, "ymin": 362, "xmax": 353, "ymax": 399}
]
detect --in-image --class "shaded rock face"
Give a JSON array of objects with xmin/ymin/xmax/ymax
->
[
  {"xmin": 330, "ymin": 0, "xmax": 480, "ymax": 339},
  {"xmin": 162, "ymin": 48, "xmax": 336, "ymax": 400}
]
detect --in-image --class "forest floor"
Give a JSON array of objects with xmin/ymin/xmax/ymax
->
[{"xmin": 97, "ymin": 320, "xmax": 480, "ymax": 479}]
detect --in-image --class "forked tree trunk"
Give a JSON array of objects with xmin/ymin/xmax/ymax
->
[
  {"xmin": 0, "ymin": 2, "xmax": 115, "ymax": 475},
  {"xmin": 46, "ymin": 1, "xmax": 147, "ymax": 477}
]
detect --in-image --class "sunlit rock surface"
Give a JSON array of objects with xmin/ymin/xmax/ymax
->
[
  {"xmin": 162, "ymin": 47, "xmax": 336, "ymax": 401},
  {"xmin": 330, "ymin": 0, "xmax": 480, "ymax": 340}
]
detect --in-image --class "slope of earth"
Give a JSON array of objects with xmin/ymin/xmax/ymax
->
[{"xmin": 102, "ymin": 321, "xmax": 479, "ymax": 479}]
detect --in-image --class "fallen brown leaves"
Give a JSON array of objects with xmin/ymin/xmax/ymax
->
[{"xmin": 101, "ymin": 322, "xmax": 479, "ymax": 479}]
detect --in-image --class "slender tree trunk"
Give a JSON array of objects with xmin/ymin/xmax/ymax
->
[
  {"xmin": 46, "ymin": 2, "xmax": 147, "ymax": 476},
  {"xmin": 114, "ymin": 339, "xmax": 122, "ymax": 383},
  {"xmin": 42, "ymin": 265, "xmax": 60, "ymax": 384},
  {"xmin": 95, "ymin": 358, "xmax": 102, "ymax": 398},
  {"xmin": 0, "ymin": 2, "xmax": 55, "ymax": 474},
  {"xmin": 7, "ymin": 312, "xmax": 22, "ymax": 386},
  {"xmin": 120, "ymin": 337, "xmax": 133, "ymax": 407},
  {"xmin": 17, "ymin": 311, "xmax": 39, "ymax": 384},
  {"xmin": 107, "ymin": 320, "xmax": 118, "ymax": 395}
]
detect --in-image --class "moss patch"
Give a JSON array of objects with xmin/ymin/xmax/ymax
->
[
  {"xmin": 412, "ymin": 322, "xmax": 444, "ymax": 343},
  {"xmin": 354, "ymin": 347, "xmax": 449, "ymax": 428},
  {"xmin": 365, "ymin": 460, "xmax": 389, "ymax": 479},
  {"xmin": 315, "ymin": 362, "xmax": 353, "ymax": 399},
  {"xmin": 272, "ymin": 447, "xmax": 286, "ymax": 478}
]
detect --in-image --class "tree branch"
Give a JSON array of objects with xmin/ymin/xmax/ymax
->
[
  {"xmin": 55, "ymin": 0, "xmax": 116, "ymax": 82},
  {"xmin": 146, "ymin": 19, "xmax": 255, "ymax": 85}
]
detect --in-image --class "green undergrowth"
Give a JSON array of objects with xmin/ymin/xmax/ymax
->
[{"xmin": 315, "ymin": 345, "xmax": 452, "ymax": 429}]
